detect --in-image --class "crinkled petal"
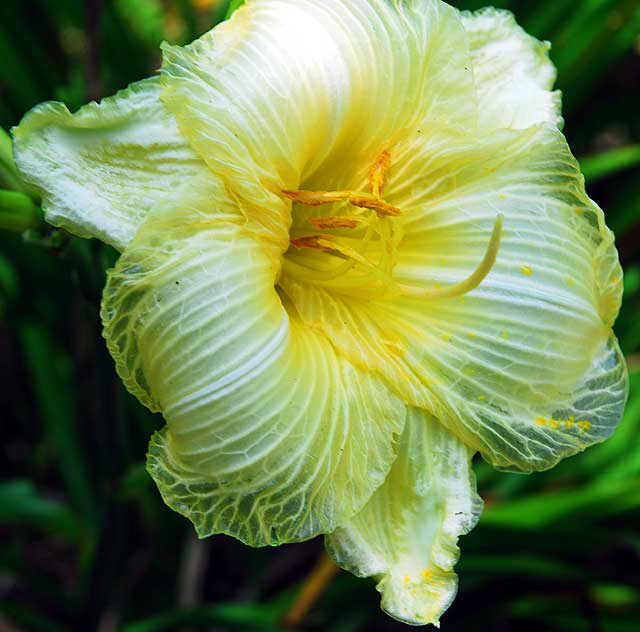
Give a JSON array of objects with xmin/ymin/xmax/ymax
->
[
  {"xmin": 159, "ymin": 0, "xmax": 477, "ymax": 250},
  {"xmin": 101, "ymin": 183, "xmax": 405, "ymax": 546},
  {"xmin": 13, "ymin": 77, "xmax": 209, "ymax": 250},
  {"xmin": 462, "ymin": 7, "xmax": 563, "ymax": 130},
  {"xmin": 326, "ymin": 408, "xmax": 481, "ymax": 627},
  {"xmin": 280, "ymin": 124, "xmax": 627, "ymax": 472}
]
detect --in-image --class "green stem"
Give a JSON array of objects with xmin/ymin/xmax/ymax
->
[
  {"xmin": 0, "ymin": 189, "xmax": 43, "ymax": 233},
  {"xmin": 0, "ymin": 127, "xmax": 27, "ymax": 192}
]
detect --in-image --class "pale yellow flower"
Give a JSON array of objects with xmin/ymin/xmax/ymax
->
[{"xmin": 13, "ymin": 0, "xmax": 628, "ymax": 625}]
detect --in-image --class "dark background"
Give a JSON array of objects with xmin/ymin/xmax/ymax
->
[{"xmin": 1, "ymin": 1, "xmax": 640, "ymax": 631}]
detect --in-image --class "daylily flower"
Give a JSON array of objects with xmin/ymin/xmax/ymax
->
[{"xmin": 13, "ymin": 0, "xmax": 628, "ymax": 625}]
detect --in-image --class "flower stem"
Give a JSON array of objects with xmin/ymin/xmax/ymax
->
[
  {"xmin": 0, "ymin": 127, "xmax": 27, "ymax": 193},
  {"xmin": 0, "ymin": 189, "xmax": 44, "ymax": 233},
  {"xmin": 282, "ymin": 551, "xmax": 339, "ymax": 627}
]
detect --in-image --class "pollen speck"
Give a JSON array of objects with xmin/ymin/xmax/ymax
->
[
  {"xmin": 567, "ymin": 277, "xmax": 575, "ymax": 287},
  {"xmin": 501, "ymin": 330, "xmax": 509, "ymax": 339},
  {"xmin": 521, "ymin": 265, "xmax": 532, "ymax": 276},
  {"xmin": 442, "ymin": 334, "xmax": 451, "ymax": 342},
  {"xmin": 499, "ymin": 193, "xmax": 507, "ymax": 200},
  {"xmin": 403, "ymin": 575, "xmax": 411, "ymax": 584},
  {"xmin": 421, "ymin": 569, "xmax": 432, "ymax": 578},
  {"xmin": 478, "ymin": 395, "xmax": 486, "ymax": 401},
  {"xmin": 577, "ymin": 420, "xmax": 592, "ymax": 431},
  {"xmin": 535, "ymin": 416, "xmax": 548, "ymax": 426}
]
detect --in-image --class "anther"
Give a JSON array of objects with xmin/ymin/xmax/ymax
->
[
  {"xmin": 369, "ymin": 149, "xmax": 391, "ymax": 198},
  {"xmin": 282, "ymin": 189, "xmax": 401, "ymax": 217}
]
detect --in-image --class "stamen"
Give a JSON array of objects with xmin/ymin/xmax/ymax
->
[
  {"xmin": 308, "ymin": 216, "xmax": 361, "ymax": 230},
  {"xmin": 369, "ymin": 150, "xmax": 391, "ymax": 198},
  {"xmin": 316, "ymin": 237, "xmax": 401, "ymax": 289},
  {"xmin": 282, "ymin": 189, "xmax": 400, "ymax": 217},
  {"xmin": 399, "ymin": 214, "xmax": 504, "ymax": 299},
  {"xmin": 290, "ymin": 235, "xmax": 334, "ymax": 251}
]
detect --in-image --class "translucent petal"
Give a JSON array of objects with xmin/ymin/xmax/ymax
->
[
  {"xmin": 462, "ymin": 7, "xmax": 563, "ymax": 130},
  {"xmin": 326, "ymin": 408, "xmax": 481, "ymax": 627},
  {"xmin": 13, "ymin": 78, "xmax": 209, "ymax": 250},
  {"xmin": 101, "ymin": 185, "xmax": 405, "ymax": 546},
  {"xmin": 280, "ymin": 124, "xmax": 628, "ymax": 472},
  {"xmin": 159, "ymin": 0, "xmax": 477, "ymax": 249}
]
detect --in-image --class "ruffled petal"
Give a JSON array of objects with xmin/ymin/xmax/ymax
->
[
  {"xmin": 101, "ymin": 182, "xmax": 405, "ymax": 546},
  {"xmin": 280, "ymin": 124, "xmax": 627, "ymax": 472},
  {"xmin": 462, "ymin": 7, "xmax": 563, "ymax": 130},
  {"xmin": 12, "ymin": 78, "xmax": 209, "ymax": 250},
  {"xmin": 326, "ymin": 408, "xmax": 481, "ymax": 627},
  {"xmin": 159, "ymin": 0, "xmax": 477, "ymax": 250}
]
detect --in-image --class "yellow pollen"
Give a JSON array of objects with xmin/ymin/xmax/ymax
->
[
  {"xmin": 499, "ymin": 193, "xmax": 507, "ymax": 199},
  {"xmin": 535, "ymin": 416, "xmax": 548, "ymax": 426},
  {"xmin": 478, "ymin": 395, "xmax": 486, "ymax": 401},
  {"xmin": 403, "ymin": 575, "xmax": 411, "ymax": 584},
  {"xmin": 420, "ymin": 570, "xmax": 432, "ymax": 578},
  {"xmin": 577, "ymin": 420, "xmax": 592, "ymax": 431},
  {"xmin": 468, "ymin": 332, "xmax": 476, "ymax": 339},
  {"xmin": 501, "ymin": 330, "xmax": 509, "ymax": 339},
  {"xmin": 521, "ymin": 265, "xmax": 532, "ymax": 276}
]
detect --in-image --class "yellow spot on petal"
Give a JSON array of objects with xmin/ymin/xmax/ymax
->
[
  {"xmin": 442, "ymin": 334, "xmax": 451, "ymax": 342},
  {"xmin": 577, "ymin": 420, "xmax": 592, "ymax": 431},
  {"xmin": 521, "ymin": 265, "xmax": 532, "ymax": 276},
  {"xmin": 403, "ymin": 575, "xmax": 411, "ymax": 584},
  {"xmin": 411, "ymin": 589, "xmax": 417, "ymax": 595},
  {"xmin": 567, "ymin": 277, "xmax": 575, "ymax": 287},
  {"xmin": 611, "ymin": 276, "xmax": 619, "ymax": 285},
  {"xmin": 478, "ymin": 395, "xmax": 486, "ymax": 401},
  {"xmin": 468, "ymin": 332, "xmax": 476, "ymax": 339},
  {"xmin": 535, "ymin": 416, "xmax": 548, "ymax": 426},
  {"xmin": 499, "ymin": 194, "xmax": 507, "ymax": 200},
  {"xmin": 421, "ymin": 569, "xmax": 432, "ymax": 578},
  {"xmin": 549, "ymin": 418, "xmax": 559, "ymax": 429},
  {"xmin": 501, "ymin": 330, "xmax": 509, "ymax": 340}
]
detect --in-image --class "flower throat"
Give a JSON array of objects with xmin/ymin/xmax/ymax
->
[{"xmin": 281, "ymin": 150, "xmax": 503, "ymax": 300}]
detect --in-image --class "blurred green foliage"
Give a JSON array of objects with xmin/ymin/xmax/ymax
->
[{"xmin": 1, "ymin": 0, "xmax": 640, "ymax": 631}]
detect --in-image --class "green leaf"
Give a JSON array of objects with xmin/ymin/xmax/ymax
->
[
  {"xmin": 0, "ymin": 480, "xmax": 83, "ymax": 541},
  {"xmin": 225, "ymin": 0, "xmax": 245, "ymax": 20},
  {"xmin": 580, "ymin": 145, "xmax": 640, "ymax": 183}
]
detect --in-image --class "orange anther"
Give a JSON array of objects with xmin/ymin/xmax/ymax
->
[
  {"xmin": 290, "ymin": 235, "xmax": 333, "ymax": 251},
  {"xmin": 369, "ymin": 150, "xmax": 391, "ymax": 198},
  {"xmin": 308, "ymin": 216, "xmax": 360, "ymax": 230}
]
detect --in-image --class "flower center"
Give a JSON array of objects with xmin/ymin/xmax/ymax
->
[{"xmin": 280, "ymin": 151, "xmax": 503, "ymax": 301}]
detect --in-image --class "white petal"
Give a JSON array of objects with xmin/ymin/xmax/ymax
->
[
  {"xmin": 159, "ymin": 0, "xmax": 477, "ymax": 249},
  {"xmin": 13, "ymin": 78, "xmax": 209, "ymax": 250},
  {"xmin": 280, "ymin": 124, "xmax": 627, "ymax": 472},
  {"xmin": 326, "ymin": 408, "xmax": 481, "ymax": 627},
  {"xmin": 462, "ymin": 7, "xmax": 563, "ymax": 130},
  {"xmin": 101, "ymin": 184, "xmax": 405, "ymax": 546}
]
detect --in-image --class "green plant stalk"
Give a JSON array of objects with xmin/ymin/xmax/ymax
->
[
  {"xmin": 0, "ymin": 127, "xmax": 26, "ymax": 192},
  {"xmin": 0, "ymin": 188, "xmax": 43, "ymax": 232}
]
